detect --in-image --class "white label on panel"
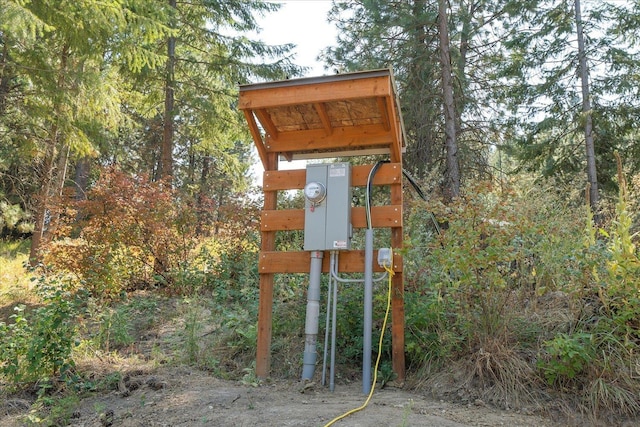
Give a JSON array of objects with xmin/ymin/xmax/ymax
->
[
  {"xmin": 333, "ymin": 240, "xmax": 348, "ymax": 249},
  {"xmin": 329, "ymin": 166, "xmax": 346, "ymax": 177}
]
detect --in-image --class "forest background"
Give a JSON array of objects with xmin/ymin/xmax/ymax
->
[{"xmin": 1, "ymin": 0, "xmax": 640, "ymax": 425}]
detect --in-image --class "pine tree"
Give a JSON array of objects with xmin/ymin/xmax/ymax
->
[
  {"xmin": 439, "ymin": 0, "xmax": 460, "ymax": 201},
  {"xmin": 495, "ymin": 0, "xmax": 640, "ymax": 205}
]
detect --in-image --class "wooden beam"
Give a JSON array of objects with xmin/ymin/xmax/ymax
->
[
  {"xmin": 239, "ymin": 75, "xmax": 392, "ymax": 110},
  {"xmin": 259, "ymin": 250, "xmax": 403, "ymax": 274},
  {"xmin": 260, "ymin": 205, "xmax": 402, "ymax": 231},
  {"xmin": 262, "ymin": 163, "xmax": 402, "ymax": 191},
  {"xmin": 256, "ymin": 153, "xmax": 278, "ymax": 379},
  {"xmin": 314, "ymin": 102, "xmax": 333, "ymax": 136},
  {"xmin": 350, "ymin": 163, "xmax": 402, "ymax": 188},
  {"xmin": 243, "ymin": 110, "xmax": 267, "ymax": 168},
  {"xmin": 254, "ymin": 108, "xmax": 279, "ymax": 139},
  {"xmin": 377, "ymin": 97, "xmax": 390, "ymax": 131},
  {"xmin": 263, "ymin": 169, "xmax": 306, "ymax": 192},
  {"xmin": 385, "ymin": 95, "xmax": 402, "ymax": 163},
  {"xmin": 390, "ymin": 169, "xmax": 405, "ymax": 383},
  {"xmin": 267, "ymin": 124, "xmax": 393, "ymax": 154}
]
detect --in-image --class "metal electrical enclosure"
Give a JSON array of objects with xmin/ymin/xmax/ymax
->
[{"xmin": 303, "ymin": 163, "xmax": 352, "ymax": 251}]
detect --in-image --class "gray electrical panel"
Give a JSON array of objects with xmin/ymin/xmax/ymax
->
[{"xmin": 303, "ymin": 163, "xmax": 352, "ymax": 251}]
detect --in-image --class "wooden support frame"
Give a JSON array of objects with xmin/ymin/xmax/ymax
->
[{"xmin": 239, "ymin": 69, "xmax": 406, "ymax": 382}]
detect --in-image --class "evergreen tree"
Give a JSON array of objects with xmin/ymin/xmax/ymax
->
[
  {"xmin": 495, "ymin": 0, "xmax": 640, "ymax": 203},
  {"xmin": 0, "ymin": 0, "xmax": 303, "ymax": 256},
  {"xmin": 0, "ymin": 0, "xmax": 167, "ymax": 263},
  {"xmin": 129, "ymin": 0, "xmax": 302, "ymax": 234}
]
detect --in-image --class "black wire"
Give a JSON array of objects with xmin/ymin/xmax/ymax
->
[
  {"xmin": 366, "ymin": 160, "xmax": 389, "ymax": 229},
  {"xmin": 402, "ymin": 168, "xmax": 441, "ymax": 235},
  {"xmin": 366, "ymin": 162, "xmax": 440, "ymax": 235},
  {"xmin": 401, "ymin": 169, "xmax": 426, "ymax": 201}
]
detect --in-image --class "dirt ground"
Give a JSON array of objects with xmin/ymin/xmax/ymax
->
[
  {"xmin": 1, "ymin": 292, "xmax": 631, "ymax": 427},
  {"xmin": 2, "ymin": 365, "xmax": 564, "ymax": 427}
]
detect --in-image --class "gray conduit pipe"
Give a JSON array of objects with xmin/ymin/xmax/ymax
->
[
  {"xmin": 330, "ymin": 253, "xmax": 338, "ymax": 392},
  {"xmin": 302, "ymin": 250, "xmax": 324, "ymax": 380},
  {"xmin": 321, "ymin": 253, "xmax": 335, "ymax": 387},
  {"xmin": 363, "ymin": 228, "xmax": 374, "ymax": 394}
]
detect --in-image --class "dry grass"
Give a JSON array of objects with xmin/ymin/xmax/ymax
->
[
  {"xmin": 418, "ymin": 333, "xmax": 545, "ymax": 411},
  {"xmin": 468, "ymin": 336, "xmax": 541, "ymax": 406},
  {"xmin": 0, "ymin": 239, "xmax": 38, "ymax": 320},
  {"xmin": 584, "ymin": 377, "xmax": 640, "ymax": 419}
]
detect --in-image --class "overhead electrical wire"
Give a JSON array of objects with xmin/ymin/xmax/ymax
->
[{"xmin": 401, "ymin": 168, "xmax": 441, "ymax": 235}]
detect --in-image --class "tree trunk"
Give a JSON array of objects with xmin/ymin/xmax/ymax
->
[
  {"xmin": 575, "ymin": 0, "xmax": 599, "ymax": 218},
  {"xmin": 73, "ymin": 157, "xmax": 90, "ymax": 223},
  {"xmin": 55, "ymin": 145, "xmax": 70, "ymax": 196},
  {"xmin": 74, "ymin": 157, "xmax": 90, "ymax": 201},
  {"xmin": 154, "ymin": 0, "xmax": 177, "ymax": 276},
  {"xmin": 438, "ymin": 0, "xmax": 460, "ymax": 202},
  {"xmin": 195, "ymin": 155, "xmax": 210, "ymax": 236},
  {"xmin": 45, "ymin": 144, "xmax": 70, "ymax": 238},
  {"xmin": 29, "ymin": 138, "xmax": 56, "ymax": 266},
  {"xmin": 29, "ymin": 44, "xmax": 69, "ymax": 266},
  {"xmin": 161, "ymin": 0, "xmax": 177, "ymax": 181}
]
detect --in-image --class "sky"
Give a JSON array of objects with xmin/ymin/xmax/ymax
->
[
  {"xmin": 249, "ymin": 1, "xmax": 339, "ymax": 183},
  {"xmin": 257, "ymin": 0, "xmax": 338, "ymax": 77}
]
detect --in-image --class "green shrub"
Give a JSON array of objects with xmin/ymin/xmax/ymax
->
[
  {"xmin": 596, "ymin": 154, "xmax": 640, "ymax": 343},
  {"xmin": 0, "ymin": 276, "xmax": 80, "ymax": 389},
  {"xmin": 539, "ymin": 332, "xmax": 594, "ymax": 386},
  {"xmin": 404, "ymin": 179, "xmax": 604, "ymax": 408},
  {"xmin": 95, "ymin": 307, "xmax": 133, "ymax": 352},
  {"xmin": 404, "ymin": 289, "xmax": 463, "ymax": 371}
]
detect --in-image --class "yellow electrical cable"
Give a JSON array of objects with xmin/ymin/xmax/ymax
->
[{"xmin": 322, "ymin": 266, "xmax": 395, "ymax": 427}]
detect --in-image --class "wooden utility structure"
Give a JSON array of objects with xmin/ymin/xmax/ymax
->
[{"xmin": 238, "ymin": 69, "xmax": 406, "ymax": 381}]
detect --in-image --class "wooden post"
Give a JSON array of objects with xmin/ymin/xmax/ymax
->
[
  {"xmin": 390, "ymin": 186, "xmax": 405, "ymax": 382},
  {"xmin": 255, "ymin": 153, "xmax": 277, "ymax": 378},
  {"xmin": 389, "ymin": 157, "xmax": 405, "ymax": 383}
]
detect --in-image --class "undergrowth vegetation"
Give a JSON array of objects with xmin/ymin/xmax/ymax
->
[
  {"xmin": 403, "ymin": 166, "xmax": 640, "ymax": 420},
  {"xmin": 1, "ymin": 164, "xmax": 639, "ymax": 424}
]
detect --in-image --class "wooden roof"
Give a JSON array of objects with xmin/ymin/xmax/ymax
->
[{"xmin": 238, "ymin": 69, "xmax": 405, "ymax": 167}]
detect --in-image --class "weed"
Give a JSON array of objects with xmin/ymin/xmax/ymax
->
[
  {"xmin": 378, "ymin": 360, "xmax": 396, "ymax": 387},
  {"xmin": 400, "ymin": 399, "xmax": 414, "ymax": 427},
  {"xmin": 182, "ymin": 297, "xmax": 204, "ymax": 364},
  {"xmin": 586, "ymin": 377, "xmax": 640, "ymax": 418},
  {"xmin": 25, "ymin": 394, "xmax": 79, "ymax": 427},
  {"xmin": 241, "ymin": 363, "xmax": 260, "ymax": 387},
  {"xmin": 93, "ymin": 402, "xmax": 107, "ymax": 419},
  {"xmin": 96, "ymin": 307, "xmax": 133, "ymax": 352},
  {"xmin": 0, "ymin": 275, "xmax": 80, "ymax": 390},
  {"xmin": 539, "ymin": 332, "xmax": 594, "ymax": 386}
]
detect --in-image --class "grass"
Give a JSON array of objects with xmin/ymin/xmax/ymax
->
[{"xmin": 0, "ymin": 238, "xmax": 35, "ymax": 308}]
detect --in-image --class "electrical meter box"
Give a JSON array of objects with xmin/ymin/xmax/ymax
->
[{"xmin": 303, "ymin": 163, "xmax": 352, "ymax": 251}]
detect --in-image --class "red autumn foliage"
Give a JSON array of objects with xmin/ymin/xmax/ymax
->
[{"xmin": 44, "ymin": 167, "xmax": 198, "ymax": 296}]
